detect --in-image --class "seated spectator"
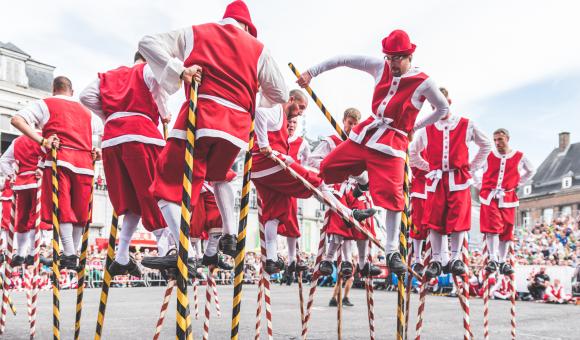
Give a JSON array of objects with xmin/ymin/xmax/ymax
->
[
  {"xmin": 543, "ymin": 279, "xmax": 576, "ymax": 304},
  {"xmin": 528, "ymin": 266, "xmax": 550, "ymax": 300}
]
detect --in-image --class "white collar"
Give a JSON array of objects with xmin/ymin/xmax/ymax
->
[
  {"xmin": 52, "ymin": 94, "xmax": 78, "ymax": 102},
  {"xmin": 434, "ymin": 114, "xmax": 460, "ymax": 130},
  {"xmin": 288, "ymin": 134, "xmax": 300, "ymax": 143},
  {"xmin": 492, "ymin": 148, "xmax": 517, "ymax": 159},
  {"xmin": 219, "ymin": 18, "xmax": 245, "ymax": 31}
]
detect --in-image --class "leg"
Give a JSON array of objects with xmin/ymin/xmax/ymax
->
[{"xmin": 114, "ymin": 212, "xmax": 141, "ymax": 265}]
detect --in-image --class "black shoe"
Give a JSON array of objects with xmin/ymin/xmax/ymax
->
[
  {"xmin": 295, "ymin": 260, "xmax": 309, "ymax": 272},
  {"xmin": 0, "ymin": 254, "xmax": 4, "ymax": 264},
  {"xmin": 342, "ymin": 297, "xmax": 354, "ymax": 306},
  {"xmin": 265, "ymin": 258, "xmax": 285, "ymax": 275},
  {"xmin": 425, "ymin": 261, "xmax": 442, "ymax": 279},
  {"xmin": 340, "ymin": 261, "xmax": 353, "ymax": 278},
  {"xmin": 485, "ymin": 260, "xmax": 498, "ymax": 274},
  {"xmin": 59, "ymin": 254, "xmax": 79, "ymax": 270},
  {"xmin": 411, "ymin": 263, "xmax": 425, "ymax": 278},
  {"xmin": 40, "ymin": 255, "xmax": 53, "ymax": 267},
  {"xmin": 442, "ymin": 262, "xmax": 451, "ymax": 274},
  {"xmin": 352, "ymin": 208, "xmax": 377, "ymax": 223},
  {"xmin": 11, "ymin": 255, "xmax": 25, "ymax": 267},
  {"xmin": 386, "ymin": 252, "xmax": 406, "ymax": 276},
  {"xmin": 358, "ymin": 263, "xmax": 382, "ymax": 277},
  {"xmin": 283, "ymin": 262, "xmax": 296, "ymax": 286},
  {"xmin": 108, "ymin": 258, "xmax": 141, "ymax": 277},
  {"xmin": 142, "ymin": 251, "xmax": 197, "ymax": 277},
  {"xmin": 449, "ymin": 259, "xmax": 466, "ymax": 276},
  {"xmin": 329, "ymin": 297, "xmax": 338, "ymax": 307},
  {"xmin": 499, "ymin": 262, "xmax": 514, "ymax": 275},
  {"xmin": 218, "ymin": 234, "xmax": 237, "ymax": 257},
  {"xmin": 318, "ymin": 260, "xmax": 334, "ymax": 276},
  {"xmin": 202, "ymin": 254, "xmax": 233, "ymax": 270},
  {"xmin": 352, "ymin": 183, "xmax": 369, "ymax": 198},
  {"xmin": 25, "ymin": 255, "xmax": 34, "ymax": 266}
]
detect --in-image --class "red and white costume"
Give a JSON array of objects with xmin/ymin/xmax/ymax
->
[
  {"xmin": 190, "ymin": 182, "xmax": 222, "ymax": 240},
  {"xmin": 479, "ymin": 149, "xmax": 534, "ymax": 241},
  {"xmin": 410, "ymin": 164, "xmax": 428, "ymax": 240},
  {"xmin": 323, "ymin": 182, "xmax": 375, "ymax": 241},
  {"xmin": 288, "ymin": 134, "xmax": 310, "ymax": 165},
  {"xmin": 543, "ymin": 284, "xmax": 575, "ymax": 303},
  {"xmin": 410, "ymin": 115, "xmax": 492, "ymax": 235},
  {"xmin": 80, "ymin": 62, "xmax": 168, "ymax": 233},
  {"xmin": 0, "ymin": 178, "xmax": 13, "ymax": 232}
]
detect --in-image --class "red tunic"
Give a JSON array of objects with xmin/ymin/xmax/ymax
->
[
  {"xmin": 13, "ymin": 135, "xmax": 43, "ymax": 191},
  {"xmin": 1, "ymin": 179, "xmax": 13, "ymax": 231},
  {"xmin": 190, "ymin": 183, "xmax": 221, "ymax": 239},
  {"xmin": 479, "ymin": 150, "xmax": 523, "ymax": 208},
  {"xmin": 288, "ymin": 135, "xmax": 304, "ymax": 163}
]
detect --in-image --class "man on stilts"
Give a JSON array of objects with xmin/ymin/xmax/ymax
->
[
  {"xmin": 409, "ymin": 87, "xmax": 492, "ymax": 278},
  {"xmin": 137, "ymin": 0, "xmax": 289, "ymax": 271},
  {"xmin": 477, "ymin": 128, "xmax": 534, "ymax": 274},
  {"xmin": 80, "ymin": 51, "xmax": 174, "ymax": 276},
  {"xmin": 11, "ymin": 76, "xmax": 102, "ymax": 269},
  {"xmin": 298, "ymin": 30, "xmax": 450, "ymax": 275}
]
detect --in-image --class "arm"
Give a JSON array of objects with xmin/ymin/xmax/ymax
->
[
  {"xmin": 468, "ymin": 121, "xmax": 492, "ymax": 171},
  {"xmin": 306, "ymin": 139, "xmax": 332, "ymax": 170},
  {"xmin": 257, "ymin": 48, "xmax": 289, "ymax": 105},
  {"xmin": 79, "ymin": 78, "xmax": 106, "ymax": 121},
  {"xmin": 413, "ymin": 79, "xmax": 449, "ymax": 130},
  {"xmin": 306, "ymin": 55, "xmax": 384, "ymax": 80},
  {"xmin": 11, "ymin": 101, "xmax": 50, "ymax": 146},
  {"xmin": 138, "ymin": 27, "xmax": 190, "ymax": 94},
  {"xmin": 518, "ymin": 155, "xmax": 535, "ymax": 186},
  {"xmin": 0, "ymin": 143, "xmax": 16, "ymax": 178},
  {"xmin": 143, "ymin": 64, "xmax": 171, "ymax": 122},
  {"xmin": 409, "ymin": 130, "xmax": 429, "ymax": 172},
  {"xmin": 254, "ymin": 106, "xmax": 283, "ymax": 150}
]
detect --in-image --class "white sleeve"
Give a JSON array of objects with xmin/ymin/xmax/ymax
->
[
  {"xmin": 413, "ymin": 79, "xmax": 449, "ymax": 130},
  {"xmin": 15, "ymin": 100, "xmax": 50, "ymax": 129},
  {"xmin": 306, "ymin": 139, "xmax": 332, "ymax": 170},
  {"xmin": 254, "ymin": 106, "xmax": 282, "ymax": 149},
  {"xmin": 518, "ymin": 155, "xmax": 535, "ymax": 186},
  {"xmin": 79, "ymin": 78, "xmax": 106, "ymax": 122},
  {"xmin": 143, "ymin": 64, "xmax": 171, "ymax": 120},
  {"xmin": 257, "ymin": 48, "xmax": 289, "ymax": 105},
  {"xmin": 306, "ymin": 55, "xmax": 384, "ymax": 82},
  {"xmin": 0, "ymin": 143, "xmax": 16, "ymax": 177},
  {"xmin": 138, "ymin": 27, "xmax": 190, "ymax": 95},
  {"xmin": 298, "ymin": 139, "xmax": 311, "ymax": 164},
  {"xmin": 409, "ymin": 130, "xmax": 429, "ymax": 172},
  {"xmin": 91, "ymin": 114, "xmax": 104, "ymax": 147},
  {"xmin": 468, "ymin": 121, "xmax": 492, "ymax": 171}
]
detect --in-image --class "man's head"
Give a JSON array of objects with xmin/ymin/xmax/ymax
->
[
  {"xmin": 438, "ymin": 87, "xmax": 452, "ymax": 120},
  {"xmin": 382, "ymin": 30, "xmax": 415, "ymax": 77},
  {"xmin": 284, "ymin": 89, "xmax": 308, "ymax": 119},
  {"xmin": 134, "ymin": 51, "xmax": 145, "ymax": 64},
  {"xmin": 493, "ymin": 128, "xmax": 511, "ymax": 154},
  {"xmin": 287, "ymin": 116, "xmax": 298, "ymax": 137},
  {"xmin": 52, "ymin": 76, "xmax": 73, "ymax": 96},
  {"xmin": 223, "ymin": 1, "xmax": 257, "ymax": 38},
  {"xmin": 540, "ymin": 266, "xmax": 546, "ymax": 273},
  {"xmin": 342, "ymin": 108, "xmax": 361, "ymax": 135}
]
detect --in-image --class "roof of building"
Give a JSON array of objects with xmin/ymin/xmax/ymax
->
[
  {"xmin": 0, "ymin": 41, "xmax": 30, "ymax": 56},
  {"xmin": 521, "ymin": 141, "xmax": 580, "ymax": 198}
]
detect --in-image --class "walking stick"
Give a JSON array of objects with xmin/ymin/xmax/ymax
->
[
  {"xmin": 269, "ymin": 152, "xmax": 384, "ymax": 250},
  {"xmin": 29, "ymin": 168, "xmax": 43, "ymax": 338},
  {"xmin": 301, "ymin": 227, "xmax": 327, "ymax": 340},
  {"xmin": 94, "ymin": 211, "xmax": 119, "ymax": 340},
  {"xmin": 153, "ymin": 279, "xmax": 176, "ymax": 340},
  {"xmin": 74, "ymin": 161, "xmax": 96, "ymax": 340},
  {"xmin": 0, "ymin": 190, "xmax": 17, "ymax": 334},
  {"xmin": 176, "ymin": 81, "xmax": 199, "ymax": 340},
  {"xmin": 396, "ymin": 152, "xmax": 412, "ymax": 340},
  {"xmin": 48, "ymin": 146, "xmax": 63, "ymax": 340},
  {"xmin": 230, "ymin": 107, "xmax": 255, "ymax": 340},
  {"xmin": 288, "ymin": 63, "xmax": 348, "ymax": 140}
]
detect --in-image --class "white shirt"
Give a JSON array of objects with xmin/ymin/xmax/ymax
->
[
  {"xmin": 307, "ymin": 136, "xmax": 340, "ymax": 170},
  {"xmin": 138, "ymin": 18, "xmax": 288, "ymax": 106},
  {"xmin": 254, "ymin": 104, "xmax": 284, "ymax": 149},
  {"xmin": 15, "ymin": 95, "xmax": 104, "ymax": 147},
  {"xmin": 306, "ymin": 55, "xmax": 449, "ymax": 130},
  {"xmin": 409, "ymin": 114, "xmax": 492, "ymax": 172},
  {"xmin": 0, "ymin": 144, "xmax": 17, "ymax": 178},
  {"xmin": 79, "ymin": 63, "xmax": 170, "ymax": 121}
]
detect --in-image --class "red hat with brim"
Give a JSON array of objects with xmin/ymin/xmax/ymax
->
[
  {"xmin": 223, "ymin": 1, "xmax": 257, "ymax": 38},
  {"xmin": 382, "ymin": 29, "xmax": 416, "ymax": 55}
]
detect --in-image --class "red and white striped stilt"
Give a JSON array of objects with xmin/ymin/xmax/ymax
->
[
  {"xmin": 255, "ymin": 200, "xmax": 273, "ymax": 340},
  {"xmin": 404, "ymin": 243, "xmax": 414, "ymax": 340},
  {"xmin": 202, "ymin": 276, "xmax": 212, "ymax": 340},
  {"xmin": 336, "ymin": 244, "xmax": 343, "ymax": 340},
  {"xmin": 454, "ymin": 235, "xmax": 472, "ymax": 340},
  {"xmin": 301, "ymin": 226, "xmax": 326, "ymax": 340},
  {"xmin": 193, "ymin": 281, "xmax": 199, "ymax": 320},
  {"xmin": 254, "ymin": 271, "xmax": 264, "ymax": 340},
  {"xmin": 508, "ymin": 243, "xmax": 516, "ymax": 340},
  {"xmin": 414, "ymin": 235, "xmax": 432, "ymax": 340},
  {"xmin": 296, "ymin": 241, "xmax": 305, "ymax": 326},
  {"xmin": 482, "ymin": 235, "xmax": 491, "ymax": 340},
  {"xmin": 0, "ymin": 191, "xmax": 16, "ymax": 334},
  {"xmin": 25, "ymin": 270, "xmax": 33, "ymax": 325},
  {"xmin": 208, "ymin": 272, "xmax": 221, "ymax": 318},
  {"xmin": 152, "ymin": 280, "xmax": 175, "ymax": 340},
  {"xmin": 29, "ymin": 171, "xmax": 42, "ymax": 338},
  {"xmin": 365, "ymin": 240, "xmax": 376, "ymax": 340}
]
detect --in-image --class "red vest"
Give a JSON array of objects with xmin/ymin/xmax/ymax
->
[
  {"xmin": 0, "ymin": 178, "xmax": 13, "ymax": 201},
  {"xmin": 252, "ymin": 106, "xmax": 288, "ymax": 172},
  {"xmin": 411, "ymin": 167, "xmax": 428, "ymax": 199},
  {"xmin": 479, "ymin": 150, "xmax": 523, "ymax": 208},
  {"xmin": 326, "ymin": 135, "xmax": 343, "ymax": 150},
  {"xmin": 98, "ymin": 63, "xmax": 163, "ymax": 147},
  {"xmin": 424, "ymin": 117, "xmax": 471, "ymax": 191},
  {"xmin": 43, "ymin": 97, "xmax": 94, "ymax": 175},
  {"xmin": 172, "ymin": 23, "xmax": 264, "ymax": 147},
  {"xmin": 350, "ymin": 65, "xmax": 429, "ymax": 159},
  {"xmin": 288, "ymin": 135, "xmax": 303, "ymax": 163},
  {"xmin": 13, "ymin": 135, "xmax": 43, "ymax": 190}
]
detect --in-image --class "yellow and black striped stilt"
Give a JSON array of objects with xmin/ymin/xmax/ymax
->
[
  {"xmin": 50, "ymin": 146, "xmax": 61, "ymax": 340},
  {"xmin": 288, "ymin": 63, "xmax": 348, "ymax": 140},
  {"xmin": 74, "ymin": 162, "xmax": 96, "ymax": 340},
  {"xmin": 396, "ymin": 151, "xmax": 412, "ymax": 340},
  {"xmin": 230, "ymin": 114, "xmax": 255, "ymax": 340},
  {"xmin": 176, "ymin": 81, "xmax": 198, "ymax": 340},
  {"xmin": 94, "ymin": 211, "xmax": 118, "ymax": 340}
]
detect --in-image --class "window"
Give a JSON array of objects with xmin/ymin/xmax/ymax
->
[
  {"xmin": 523, "ymin": 185, "xmax": 532, "ymax": 196},
  {"xmin": 521, "ymin": 211, "xmax": 532, "ymax": 228},
  {"xmin": 561, "ymin": 206, "xmax": 572, "ymax": 218},
  {"xmin": 542, "ymin": 208, "xmax": 554, "ymax": 224},
  {"xmin": 562, "ymin": 177, "xmax": 572, "ymax": 189}
]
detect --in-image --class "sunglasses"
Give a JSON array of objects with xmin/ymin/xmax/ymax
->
[{"xmin": 384, "ymin": 54, "xmax": 409, "ymax": 62}]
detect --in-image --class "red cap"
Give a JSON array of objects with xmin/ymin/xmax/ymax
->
[
  {"xmin": 223, "ymin": 1, "xmax": 257, "ymax": 38},
  {"xmin": 382, "ymin": 30, "xmax": 416, "ymax": 55}
]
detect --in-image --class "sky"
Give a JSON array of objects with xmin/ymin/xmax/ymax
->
[{"xmin": 2, "ymin": 0, "xmax": 580, "ymax": 166}]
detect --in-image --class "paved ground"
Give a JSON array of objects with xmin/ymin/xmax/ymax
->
[{"xmin": 1, "ymin": 284, "xmax": 578, "ymax": 339}]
